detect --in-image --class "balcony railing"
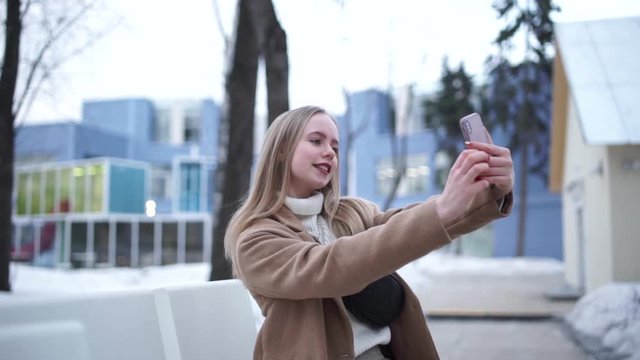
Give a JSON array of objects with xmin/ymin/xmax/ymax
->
[{"xmin": 12, "ymin": 213, "xmax": 213, "ymax": 269}]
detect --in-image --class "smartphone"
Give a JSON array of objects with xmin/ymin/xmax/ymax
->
[{"xmin": 459, "ymin": 113, "xmax": 492, "ymax": 144}]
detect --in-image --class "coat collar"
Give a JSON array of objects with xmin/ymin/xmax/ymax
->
[{"xmin": 271, "ymin": 204, "xmax": 312, "ymax": 239}]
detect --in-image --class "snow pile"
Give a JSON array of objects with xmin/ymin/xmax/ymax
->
[{"xmin": 565, "ymin": 283, "xmax": 640, "ymax": 360}]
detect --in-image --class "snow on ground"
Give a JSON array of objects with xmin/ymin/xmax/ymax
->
[
  {"xmin": 408, "ymin": 252, "xmax": 564, "ymax": 276},
  {"xmin": 4, "ymin": 253, "xmax": 564, "ymax": 297},
  {"xmin": 5, "ymin": 262, "xmax": 211, "ymax": 297}
]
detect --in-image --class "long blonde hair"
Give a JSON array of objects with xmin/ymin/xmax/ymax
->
[{"xmin": 224, "ymin": 106, "xmax": 341, "ymax": 270}]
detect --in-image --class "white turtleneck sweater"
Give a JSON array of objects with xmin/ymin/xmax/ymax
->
[{"xmin": 285, "ymin": 193, "xmax": 391, "ymax": 358}]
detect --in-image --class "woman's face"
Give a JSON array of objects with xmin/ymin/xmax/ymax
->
[{"xmin": 287, "ymin": 113, "xmax": 339, "ymax": 198}]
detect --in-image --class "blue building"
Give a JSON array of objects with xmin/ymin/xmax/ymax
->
[
  {"xmin": 16, "ymin": 98, "xmax": 219, "ymax": 214},
  {"xmin": 340, "ymin": 89, "xmax": 563, "ymax": 259},
  {"xmin": 13, "ymin": 98, "xmax": 220, "ymax": 268}
]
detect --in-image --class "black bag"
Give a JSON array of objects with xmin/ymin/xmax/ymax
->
[{"xmin": 342, "ymin": 274, "xmax": 405, "ymax": 328}]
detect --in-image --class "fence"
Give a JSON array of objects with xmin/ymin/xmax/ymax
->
[{"xmin": 12, "ymin": 213, "xmax": 213, "ymax": 269}]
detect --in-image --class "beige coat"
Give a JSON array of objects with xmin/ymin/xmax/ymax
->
[{"xmin": 234, "ymin": 191, "xmax": 512, "ymax": 359}]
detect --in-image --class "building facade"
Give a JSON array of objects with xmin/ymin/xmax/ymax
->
[
  {"xmin": 341, "ymin": 89, "xmax": 563, "ymax": 259},
  {"xmin": 551, "ymin": 16, "xmax": 640, "ymax": 292},
  {"xmin": 13, "ymin": 89, "xmax": 564, "ymax": 269},
  {"xmin": 13, "ymin": 98, "xmax": 219, "ymax": 268}
]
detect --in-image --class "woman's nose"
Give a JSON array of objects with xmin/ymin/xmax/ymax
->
[{"xmin": 323, "ymin": 146, "xmax": 335, "ymax": 159}]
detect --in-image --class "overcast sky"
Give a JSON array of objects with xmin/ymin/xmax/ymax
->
[{"xmin": 23, "ymin": 0, "xmax": 640, "ymax": 123}]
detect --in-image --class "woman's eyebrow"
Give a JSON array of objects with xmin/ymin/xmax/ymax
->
[
  {"xmin": 307, "ymin": 130, "xmax": 339, "ymax": 147},
  {"xmin": 307, "ymin": 130, "xmax": 325, "ymax": 138}
]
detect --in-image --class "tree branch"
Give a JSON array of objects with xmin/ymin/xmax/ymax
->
[
  {"xmin": 211, "ymin": 0, "xmax": 230, "ymax": 53},
  {"xmin": 14, "ymin": 0, "xmax": 121, "ymax": 122}
]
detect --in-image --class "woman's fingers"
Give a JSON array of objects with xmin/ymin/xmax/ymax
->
[
  {"xmin": 466, "ymin": 141, "xmax": 510, "ymax": 158},
  {"xmin": 456, "ymin": 150, "xmax": 490, "ymax": 176},
  {"xmin": 436, "ymin": 149, "xmax": 496, "ymax": 224},
  {"xmin": 464, "ymin": 141, "xmax": 514, "ymax": 199},
  {"xmin": 486, "ymin": 156, "xmax": 512, "ymax": 168}
]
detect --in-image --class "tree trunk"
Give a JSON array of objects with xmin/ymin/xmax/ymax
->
[
  {"xmin": 245, "ymin": 0, "xmax": 288, "ymax": 125},
  {"xmin": 515, "ymin": 139, "xmax": 529, "ymax": 256},
  {"xmin": 382, "ymin": 134, "xmax": 407, "ymax": 211},
  {"xmin": 209, "ymin": 0, "xmax": 288, "ymax": 280},
  {"xmin": 0, "ymin": 0, "xmax": 22, "ymax": 292},
  {"xmin": 210, "ymin": 0, "xmax": 259, "ymax": 281},
  {"xmin": 382, "ymin": 89, "xmax": 413, "ymax": 211},
  {"xmin": 259, "ymin": 1, "xmax": 289, "ymax": 125},
  {"xmin": 341, "ymin": 91, "xmax": 352, "ymax": 196}
]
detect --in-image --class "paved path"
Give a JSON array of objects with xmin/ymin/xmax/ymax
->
[
  {"xmin": 428, "ymin": 318, "xmax": 592, "ymax": 360},
  {"xmin": 415, "ymin": 273, "xmax": 577, "ymax": 317},
  {"xmin": 409, "ymin": 269, "xmax": 593, "ymax": 359}
]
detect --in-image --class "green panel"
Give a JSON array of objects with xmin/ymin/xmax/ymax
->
[
  {"xmin": 30, "ymin": 171, "xmax": 42, "ymax": 215},
  {"xmin": 73, "ymin": 166, "xmax": 86, "ymax": 213},
  {"xmin": 109, "ymin": 165, "xmax": 145, "ymax": 213},
  {"xmin": 44, "ymin": 170, "xmax": 56, "ymax": 213},
  {"xmin": 60, "ymin": 168, "xmax": 71, "ymax": 213},
  {"xmin": 89, "ymin": 165, "xmax": 104, "ymax": 212},
  {"xmin": 17, "ymin": 173, "xmax": 28, "ymax": 215}
]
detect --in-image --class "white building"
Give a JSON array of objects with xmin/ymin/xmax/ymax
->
[{"xmin": 550, "ymin": 16, "xmax": 640, "ymax": 292}]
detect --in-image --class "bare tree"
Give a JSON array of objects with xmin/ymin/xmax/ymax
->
[
  {"xmin": 340, "ymin": 88, "xmax": 368, "ymax": 196},
  {"xmin": 245, "ymin": 0, "xmax": 289, "ymax": 125},
  {"xmin": 209, "ymin": 0, "xmax": 288, "ymax": 280},
  {"xmin": 381, "ymin": 85, "xmax": 413, "ymax": 210},
  {"xmin": 0, "ymin": 0, "xmax": 119, "ymax": 292},
  {"xmin": 13, "ymin": 0, "xmax": 119, "ymax": 123},
  {"xmin": 0, "ymin": 0, "xmax": 22, "ymax": 292}
]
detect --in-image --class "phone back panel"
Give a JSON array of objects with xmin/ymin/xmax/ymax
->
[{"xmin": 460, "ymin": 113, "xmax": 492, "ymax": 143}]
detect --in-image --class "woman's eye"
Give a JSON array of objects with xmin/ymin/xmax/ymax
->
[{"xmin": 310, "ymin": 139, "xmax": 321, "ymax": 145}]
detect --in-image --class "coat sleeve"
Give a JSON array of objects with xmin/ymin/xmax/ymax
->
[
  {"xmin": 235, "ymin": 198, "xmax": 451, "ymax": 300},
  {"xmin": 235, "ymin": 190, "xmax": 513, "ymax": 301},
  {"xmin": 442, "ymin": 190, "xmax": 513, "ymax": 240}
]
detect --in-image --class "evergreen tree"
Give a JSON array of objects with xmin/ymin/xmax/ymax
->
[
  {"xmin": 423, "ymin": 58, "xmax": 480, "ymax": 189},
  {"xmin": 484, "ymin": 0, "xmax": 560, "ymax": 256}
]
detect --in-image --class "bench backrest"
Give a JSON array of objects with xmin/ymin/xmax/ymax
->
[
  {"xmin": 0, "ymin": 279, "xmax": 257, "ymax": 360},
  {"xmin": 157, "ymin": 279, "xmax": 257, "ymax": 360}
]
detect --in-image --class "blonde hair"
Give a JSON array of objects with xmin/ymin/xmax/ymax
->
[{"xmin": 224, "ymin": 106, "xmax": 341, "ymax": 270}]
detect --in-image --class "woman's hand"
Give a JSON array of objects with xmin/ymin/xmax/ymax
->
[
  {"xmin": 435, "ymin": 149, "xmax": 491, "ymax": 226},
  {"xmin": 465, "ymin": 142, "xmax": 514, "ymax": 201}
]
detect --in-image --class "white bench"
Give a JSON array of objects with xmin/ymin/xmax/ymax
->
[
  {"xmin": 0, "ymin": 320, "xmax": 91, "ymax": 360},
  {"xmin": 155, "ymin": 280, "xmax": 257, "ymax": 360},
  {"xmin": 0, "ymin": 279, "xmax": 257, "ymax": 360}
]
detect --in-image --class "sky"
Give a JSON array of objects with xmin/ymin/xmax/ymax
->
[{"xmin": 23, "ymin": 0, "xmax": 640, "ymax": 123}]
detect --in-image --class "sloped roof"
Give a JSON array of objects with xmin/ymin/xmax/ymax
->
[{"xmin": 555, "ymin": 16, "xmax": 640, "ymax": 145}]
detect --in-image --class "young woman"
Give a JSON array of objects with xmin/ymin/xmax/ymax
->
[{"xmin": 225, "ymin": 105, "xmax": 513, "ymax": 360}]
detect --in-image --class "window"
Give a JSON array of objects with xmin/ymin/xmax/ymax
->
[
  {"xmin": 151, "ymin": 166, "xmax": 172, "ymax": 199},
  {"xmin": 183, "ymin": 107, "xmax": 200, "ymax": 143},
  {"xmin": 377, "ymin": 154, "xmax": 430, "ymax": 197},
  {"xmin": 179, "ymin": 163, "xmax": 201, "ymax": 212},
  {"xmin": 89, "ymin": 165, "xmax": 104, "ymax": 212},
  {"xmin": 433, "ymin": 150, "xmax": 454, "ymax": 190},
  {"xmin": 154, "ymin": 108, "xmax": 171, "ymax": 143}
]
